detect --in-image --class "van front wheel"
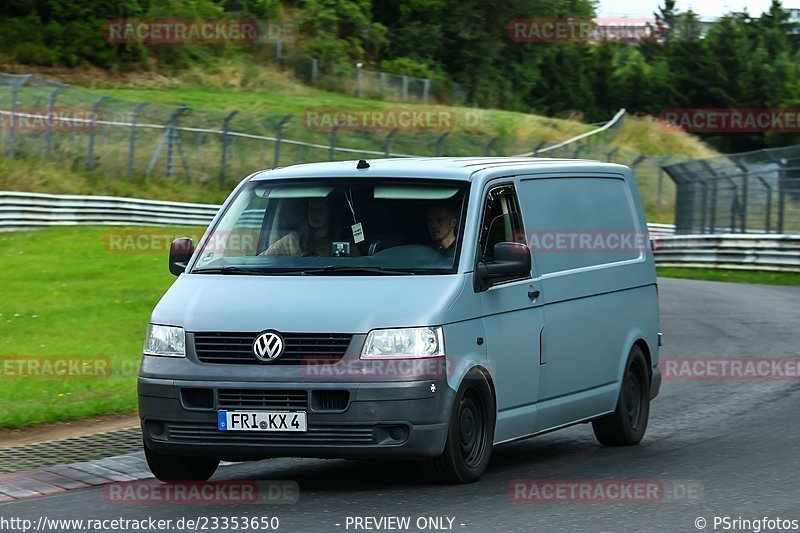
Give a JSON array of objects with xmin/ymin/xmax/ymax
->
[
  {"xmin": 430, "ymin": 369, "xmax": 495, "ymax": 483},
  {"xmin": 592, "ymin": 345, "xmax": 650, "ymax": 446},
  {"xmin": 144, "ymin": 441, "xmax": 219, "ymax": 481}
]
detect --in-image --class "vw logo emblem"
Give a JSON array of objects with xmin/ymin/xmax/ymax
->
[{"xmin": 253, "ymin": 331, "xmax": 284, "ymax": 362}]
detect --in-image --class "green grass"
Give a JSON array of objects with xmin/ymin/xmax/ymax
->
[
  {"xmin": 0, "ymin": 157, "xmax": 235, "ymax": 205},
  {"xmin": 0, "ymin": 226, "xmax": 204, "ymax": 428},
  {"xmin": 657, "ymin": 267, "xmax": 800, "ymax": 286}
]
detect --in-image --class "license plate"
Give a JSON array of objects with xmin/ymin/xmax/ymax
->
[{"xmin": 218, "ymin": 410, "xmax": 307, "ymax": 432}]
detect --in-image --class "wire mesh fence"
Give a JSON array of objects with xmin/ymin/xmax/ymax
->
[
  {"xmin": 661, "ymin": 146, "xmax": 800, "ymax": 234},
  {"xmin": 0, "ymin": 72, "xmax": 686, "ymax": 220},
  {"xmin": 275, "ymin": 45, "xmax": 466, "ymax": 105}
]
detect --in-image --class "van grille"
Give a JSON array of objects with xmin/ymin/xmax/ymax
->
[
  {"xmin": 218, "ymin": 389, "xmax": 309, "ymax": 410},
  {"xmin": 312, "ymin": 390, "xmax": 350, "ymax": 411},
  {"xmin": 193, "ymin": 332, "xmax": 352, "ymax": 365}
]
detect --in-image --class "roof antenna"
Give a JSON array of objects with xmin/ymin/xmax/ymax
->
[{"xmin": 356, "ymin": 159, "xmax": 370, "ymax": 169}]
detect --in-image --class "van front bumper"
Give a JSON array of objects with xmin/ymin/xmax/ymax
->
[{"xmin": 138, "ymin": 377, "xmax": 453, "ymax": 460}]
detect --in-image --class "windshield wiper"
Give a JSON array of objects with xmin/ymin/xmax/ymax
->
[
  {"xmin": 299, "ymin": 265, "xmax": 415, "ymax": 276},
  {"xmin": 192, "ymin": 266, "xmax": 273, "ymax": 275}
]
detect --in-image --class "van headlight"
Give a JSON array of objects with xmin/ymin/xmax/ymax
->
[
  {"xmin": 143, "ymin": 324, "xmax": 185, "ymax": 357},
  {"xmin": 361, "ymin": 326, "xmax": 444, "ymax": 359}
]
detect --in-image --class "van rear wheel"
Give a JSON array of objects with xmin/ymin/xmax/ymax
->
[
  {"xmin": 592, "ymin": 345, "xmax": 650, "ymax": 446},
  {"xmin": 144, "ymin": 441, "xmax": 219, "ymax": 481},
  {"xmin": 430, "ymin": 369, "xmax": 495, "ymax": 484}
]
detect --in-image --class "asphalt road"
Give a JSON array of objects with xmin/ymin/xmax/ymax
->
[{"xmin": 3, "ymin": 277, "xmax": 800, "ymax": 533}]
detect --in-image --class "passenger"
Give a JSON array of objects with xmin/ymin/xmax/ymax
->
[
  {"xmin": 427, "ymin": 202, "xmax": 458, "ymax": 258},
  {"xmin": 260, "ymin": 197, "xmax": 359, "ymax": 257}
]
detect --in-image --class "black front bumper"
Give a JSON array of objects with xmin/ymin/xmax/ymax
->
[{"xmin": 139, "ymin": 377, "xmax": 453, "ymax": 460}]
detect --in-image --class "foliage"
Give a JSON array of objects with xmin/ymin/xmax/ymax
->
[{"xmin": 3, "ymin": 0, "xmax": 800, "ymax": 150}]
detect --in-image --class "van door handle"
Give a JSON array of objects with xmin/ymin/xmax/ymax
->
[{"xmin": 528, "ymin": 289, "xmax": 541, "ymax": 299}]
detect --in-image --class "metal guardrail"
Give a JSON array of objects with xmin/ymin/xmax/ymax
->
[
  {"xmin": 514, "ymin": 108, "xmax": 627, "ymax": 157},
  {"xmin": 0, "ymin": 191, "xmax": 219, "ymax": 231},
  {"xmin": 654, "ymin": 234, "xmax": 800, "ymax": 272}
]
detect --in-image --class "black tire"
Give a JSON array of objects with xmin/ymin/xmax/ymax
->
[
  {"xmin": 144, "ymin": 441, "xmax": 219, "ymax": 481},
  {"xmin": 592, "ymin": 345, "xmax": 650, "ymax": 446},
  {"xmin": 430, "ymin": 369, "xmax": 495, "ymax": 483}
]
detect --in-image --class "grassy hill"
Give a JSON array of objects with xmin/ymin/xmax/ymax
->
[{"xmin": 0, "ymin": 63, "xmax": 717, "ymax": 221}]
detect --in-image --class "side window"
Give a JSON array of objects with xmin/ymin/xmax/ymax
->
[{"xmin": 478, "ymin": 184, "xmax": 526, "ymax": 262}]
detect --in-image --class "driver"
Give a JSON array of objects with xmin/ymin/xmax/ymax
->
[{"xmin": 427, "ymin": 202, "xmax": 458, "ymax": 258}]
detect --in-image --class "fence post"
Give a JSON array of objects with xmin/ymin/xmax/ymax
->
[
  {"xmin": 146, "ymin": 105, "xmax": 188, "ymax": 177},
  {"xmin": 657, "ymin": 156, "xmax": 671, "ymax": 210},
  {"xmin": 606, "ymin": 146, "xmax": 620, "ymax": 162},
  {"xmin": 169, "ymin": 106, "xmax": 191, "ymax": 179},
  {"xmin": 7, "ymin": 75, "xmax": 32, "ymax": 159},
  {"xmin": 709, "ymin": 179, "xmax": 718, "ymax": 234},
  {"xmin": 485, "ymin": 136, "xmax": 499, "ymax": 156},
  {"xmin": 45, "ymin": 84, "xmax": 68, "ymax": 161},
  {"xmin": 756, "ymin": 176, "xmax": 772, "ymax": 233},
  {"xmin": 532, "ymin": 140, "xmax": 547, "ymax": 156},
  {"xmin": 275, "ymin": 39, "xmax": 282, "ymax": 62},
  {"xmin": 432, "ymin": 131, "xmax": 450, "ymax": 156},
  {"xmin": 423, "ymin": 79, "xmax": 430, "ymax": 103},
  {"xmin": 698, "ymin": 161, "xmax": 721, "ymax": 234},
  {"xmin": 86, "ymin": 95, "xmax": 109, "ymax": 170},
  {"xmin": 401, "ymin": 76, "xmax": 409, "ymax": 101},
  {"xmin": 220, "ymin": 110, "xmax": 238, "ymax": 183},
  {"xmin": 356, "ymin": 64, "xmax": 363, "ymax": 98},
  {"xmin": 329, "ymin": 122, "xmax": 342, "ymax": 161},
  {"xmin": 572, "ymin": 143, "xmax": 584, "ymax": 159},
  {"xmin": 698, "ymin": 180, "xmax": 709, "ymax": 234},
  {"xmin": 450, "ymin": 83, "xmax": 460, "ymax": 106},
  {"xmin": 723, "ymin": 177, "xmax": 740, "ymax": 232},
  {"xmin": 127, "ymin": 101, "xmax": 149, "ymax": 178},
  {"xmin": 273, "ymin": 114, "xmax": 293, "ymax": 168},
  {"xmin": 631, "ymin": 154, "xmax": 647, "ymax": 168},
  {"xmin": 383, "ymin": 128, "xmax": 399, "ymax": 156},
  {"xmin": 379, "ymin": 72, "xmax": 385, "ymax": 99},
  {"xmin": 311, "ymin": 58, "xmax": 318, "ymax": 83}
]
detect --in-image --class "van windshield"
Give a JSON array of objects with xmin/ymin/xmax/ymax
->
[{"xmin": 191, "ymin": 178, "xmax": 469, "ymax": 275}]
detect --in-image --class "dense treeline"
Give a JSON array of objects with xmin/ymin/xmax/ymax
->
[{"xmin": 2, "ymin": 0, "xmax": 800, "ymax": 150}]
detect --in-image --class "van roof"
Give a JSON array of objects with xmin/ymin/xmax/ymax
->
[{"xmin": 249, "ymin": 157, "xmax": 628, "ymax": 183}]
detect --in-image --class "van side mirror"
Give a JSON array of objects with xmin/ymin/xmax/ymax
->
[
  {"xmin": 475, "ymin": 242, "xmax": 531, "ymax": 292},
  {"xmin": 169, "ymin": 238, "xmax": 194, "ymax": 276}
]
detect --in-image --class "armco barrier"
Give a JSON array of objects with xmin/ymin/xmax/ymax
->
[
  {"xmin": 0, "ymin": 191, "xmax": 219, "ymax": 231},
  {"xmin": 654, "ymin": 234, "xmax": 800, "ymax": 272},
  {"xmin": 19, "ymin": 191, "xmax": 800, "ymax": 273}
]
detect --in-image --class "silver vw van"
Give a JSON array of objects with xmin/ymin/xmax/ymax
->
[{"xmin": 139, "ymin": 157, "xmax": 661, "ymax": 483}]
